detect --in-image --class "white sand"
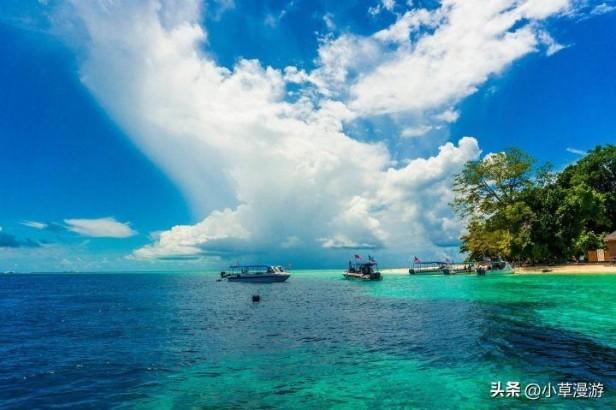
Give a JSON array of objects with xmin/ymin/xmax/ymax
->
[{"xmin": 515, "ymin": 264, "xmax": 616, "ymax": 274}]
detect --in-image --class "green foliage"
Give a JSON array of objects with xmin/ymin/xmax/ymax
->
[
  {"xmin": 452, "ymin": 148, "xmax": 535, "ymax": 261},
  {"xmin": 452, "ymin": 148, "xmax": 534, "ymax": 218},
  {"xmin": 452, "ymin": 145, "xmax": 616, "ymax": 263},
  {"xmin": 460, "ymin": 219, "xmax": 512, "ymax": 261},
  {"xmin": 558, "ymin": 145, "xmax": 616, "ymax": 232},
  {"xmin": 573, "ymin": 231, "xmax": 606, "ymax": 259}
]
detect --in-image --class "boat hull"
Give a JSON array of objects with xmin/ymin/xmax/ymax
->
[
  {"xmin": 343, "ymin": 272, "xmax": 382, "ymax": 281},
  {"xmin": 409, "ymin": 268, "xmax": 448, "ymax": 275},
  {"xmin": 476, "ymin": 262, "xmax": 514, "ymax": 275},
  {"xmin": 227, "ymin": 274, "xmax": 290, "ymax": 283}
]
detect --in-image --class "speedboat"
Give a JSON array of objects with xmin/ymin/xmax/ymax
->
[
  {"xmin": 476, "ymin": 261, "xmax": 513, "ymax": 275},
  {"xmin": 220, "ymin": 265, "xmax": 290, "ymax": 283},
  {"xmin": 344, "ymin": 260, "xmax": 382, "ymax": 280}
]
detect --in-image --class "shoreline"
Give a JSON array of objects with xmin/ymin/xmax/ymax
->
[
  {"xmin": 514, "ymin": 263, "xmax": 616, "ymax": 274},
  {"xmin": 383, "ymin": 264, "xmax": 616, "ymax": 275}
]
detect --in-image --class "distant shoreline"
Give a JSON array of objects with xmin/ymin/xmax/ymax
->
[
  {"xmin": 6, "ymin": 264, "xmax": 616, "ymax": 275},
  {"xmin": 383, "ymin": 264, "xmax": 616, "ymax": 275}
]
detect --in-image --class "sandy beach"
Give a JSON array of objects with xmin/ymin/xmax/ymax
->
[
  {"xmin": 383, "ymin": 264, "xmax": 616, "ymax": 275},
  {"xmin": 515, "ymin": 263, "xmax": 616, "ymax": 274}
]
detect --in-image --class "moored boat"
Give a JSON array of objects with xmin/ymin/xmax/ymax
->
[
  {"xmin": 409, "ymin": 257, "xmax": 474, "ymax": 275},
  {"xmin": 344, "ymin": 257, "xmax": 382, "ymax": 280},
  {"xmin": 409, "ymin": 260, "xmax": 449, "ymax": 275},
  {"xmin": 475, "ymin": 260, "xmax": 513, "ymax": 275},
  {"xmin": 220, "ymin": 265, "xmax": 290, "ymax": 283}
]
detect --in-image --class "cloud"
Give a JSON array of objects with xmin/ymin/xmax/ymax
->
[
  {"xmin": 57, "ymin": 1, "xmax": 571, "ymax": 263},
  {"xmin": 591, "ymin": 3, "xmax": 616, "ymax": 16},
  {"xmin": 322, "ymin": 12, "xmax": 336, "ymax": 31},
  {"xmin": 280, "ymin": 235, "xmax": 301, "ymax": 249},
  {"xmin": 130, "ymin": 134, "xmax": 479, "ymax": 260},
  {"xmin": 401, "ymin": 124, "xmax": 433, "ymax": 138},
  {"xmin": 134, "ymin": 208, "xmax": 248, "ymax": 259},
  {"xmin": 318, "ymin": 235, "xmax": 381, "ymax": 249},
  {"xmin": 64, "ymin": 217, "xmax": 137, "ymax": 238},
  {"xmin": 0, "ymin": 232, "xmax": 40, "ymax": 248},
  {"xmin": 21, "ymin": 220, "xmax": 48, "ymax": 230},
  {"xmin": 208, "ymin": 0, "xmax": 236, "ymax": 20},
  {"xmin": 434, "ymin": 109, "xmax": 460, "ymax": 123},
  {"xmin": 566, "ymin": 147, "xmax": 586, "ymax": 155},
  {"xmin": 264, "ymin": 1, "xmax": 296, "ymax": 28},
  {"xmin": 382, "ymin": 0, "xmax": 396, "ymax": 12},
  {"xmin": 21, "ymin": 220, "xmax": 65, "ymax": 233},
  {"xmin": 369, "ymin": 0, "xmax": 397, "ymax": 15},
  {"xmin": 538, "ymin": 30, "xmax": 568, "ymax": 56},
  {"xmin": 348, "ymin": 0, "xmax": 569, "ymax": 115},
  {"xmin": 317, "ymin": 0, "xmax": 573, "ymax": 117}
]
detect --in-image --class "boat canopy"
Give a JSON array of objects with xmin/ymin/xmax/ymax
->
[
  {"xmin": 348, "ymin": 260, "xmax": 379, "ymax": 272},
  {"xmin": 228, "ymin": 265, "xmax": 285, "ymax": 274},
  {"xmin": 229, "ymin": 264, "xmax": 272, "ymax": 269}
]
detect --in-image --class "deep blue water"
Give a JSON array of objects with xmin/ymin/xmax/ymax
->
[{"xmin": 1, "ymin": 272, "xmax": 615, "ymax": 409}]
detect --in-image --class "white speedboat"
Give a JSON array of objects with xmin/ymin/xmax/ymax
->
[
  {"xmin": 476, "ymin": 261, "xmax": 513, "ymax": 275},
  {"xmin": 220, "ymin": 265, "xmax": 290, "ymax": 283}
]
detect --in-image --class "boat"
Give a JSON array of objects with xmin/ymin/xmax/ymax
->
[
  {"xmin": 475, "ymin": 260, "xmax": 513, "ymax": 275},
  {"xmin": 409, "ymin": 257, "xmax": 474, "ymax": 275},
  {"xmin": 409, "ymin": 260, "xmax": 449, "ymax": 275},
  {"xmin": 441, "ymin": 263, "xmax": 475, "ymax": 275},
  {"xmin": 220, "ymin": 265, "xmax": 290, "ymax": 283},
  {"xmin": 344, "ymin": 259, "xmax": 382, "ymax": 280}
]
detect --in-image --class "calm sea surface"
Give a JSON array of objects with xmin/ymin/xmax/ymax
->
[{"xmin": 1, "ymin": 271, "xmax": 615, "ymax": 409}]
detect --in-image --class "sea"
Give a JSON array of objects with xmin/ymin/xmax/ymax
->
[{"xmin": 1, "ymin": 271, "xmax": 615, "ymax": 409}]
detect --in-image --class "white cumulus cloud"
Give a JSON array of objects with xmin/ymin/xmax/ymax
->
[
  {"xmin": 56, "ymin": 0, "xmax": 575, "ymax": 263},
  {"xmin": 64, "ymin": 217, "xmax": 137, "ymax": 238},
  {"xmin": 342, "ymin": 0, "xmax": 572, "ymax": 116}
]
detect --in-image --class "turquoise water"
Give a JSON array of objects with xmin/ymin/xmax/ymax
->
[{"xmin": 1, "ymin": 271, "xmax": 615, "ymax": 409}]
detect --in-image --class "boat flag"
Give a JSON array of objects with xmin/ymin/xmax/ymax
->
[
  {"xmin": 414, "ymin": 256, "xmax": 421, "ymax": 263},
  {"xmin": 354, "ymin": 254, "xmax": 362, "ymax": 260},
  {"xmin": 368, "ymin": 255, "xmax": 376, "ymax": 262}
]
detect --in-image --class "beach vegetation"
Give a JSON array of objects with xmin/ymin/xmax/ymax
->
[{"xmin": 453, "ymin": 145, "xmax": 616, "ymax": 263}]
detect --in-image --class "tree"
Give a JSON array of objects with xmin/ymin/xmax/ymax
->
[
  {"xmin": 452, "ymin": 148, "xmax": 534, "ymax": 218},
  {"xmin": 452, "ymin": 148, "xmax": 535, "ymax": 261},
  {"xmin": 460, "ymin": 218, "xmax": 511, "ymax": 261},
  {"xmin": 452, "ymin": 145, "xmax": 616, "ymax": 263},
  {"xmin": 558, "ymin": 145, "xmax": 616, "ymax": 233},
  {"xmin": 525, "ymin": 182, "xmax": 606, "ymax": 262}
]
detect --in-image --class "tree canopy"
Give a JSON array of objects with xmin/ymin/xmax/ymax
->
[{"xmin": 452, "ymin": 145, "xmax": 616, "ymax": 263}]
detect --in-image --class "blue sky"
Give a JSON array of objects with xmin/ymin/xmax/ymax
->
[{"xmin": 0, "ymin": 0, "xmax": 615, "ymax": 271}]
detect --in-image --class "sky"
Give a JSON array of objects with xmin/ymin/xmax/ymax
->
[{"xmin": 0, "ymin": 0, "xmax": 615, "ymax": 272}]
